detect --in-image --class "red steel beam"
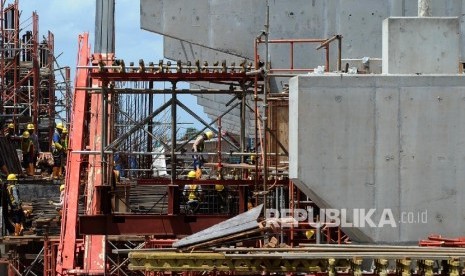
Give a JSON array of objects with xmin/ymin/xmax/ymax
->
[
  {"xmin": 83, "ymin": 53, "xmax": 114, "ymax": 272},
  {"xmin": 32, "ymin": 12, "xmax": 39, "ymax": 127},
  {"xmin": 56, "ymin": 33, "xmax": 91, "ymax": 275},
  {"xmin": 79, "ymin": 215, "xmax": 231, "ymax": 236}
]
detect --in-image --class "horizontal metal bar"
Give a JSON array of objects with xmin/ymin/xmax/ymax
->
[
  {"xmin": 257, "ymin": 38, "xmax": 326, "ymax": 43},
  {"xmin": 83, "ymin": 88, "xmax": 251, "ymax": 94},
  {"xmin": 71, "ymin": 150, "xmax": 286, "ymax": 156}
]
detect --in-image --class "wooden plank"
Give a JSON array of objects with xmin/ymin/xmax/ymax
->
[{"xmin": 173, "ymin": 204, "xmax": 263, "ymax": 248}]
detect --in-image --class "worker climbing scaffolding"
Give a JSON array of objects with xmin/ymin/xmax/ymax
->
[{"xmin": 192, "ymin": 131, "xmax": 214, "ymax": 179}]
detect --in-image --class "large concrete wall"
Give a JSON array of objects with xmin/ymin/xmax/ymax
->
[
  {"xmin": 141, "ymin": 0, "xmax": 465, "ymax": 64},
  {"xmin": 289, "ymin": 74, "xmax": 465, "ymax": 243}
]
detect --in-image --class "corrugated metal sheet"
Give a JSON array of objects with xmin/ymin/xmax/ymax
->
[
  {"xmin": 173, "ymin": 204, "xmax": 263, "ymax": 248},
  {"xmin": 0, "ymin": 137, "xmax": 22, "ymax": 174}
]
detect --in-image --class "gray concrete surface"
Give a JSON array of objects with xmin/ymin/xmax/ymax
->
[
  {"xmin": 141, "ymin": 0, "xmax": 465, "ymax": 63},
  {"xmin": 382, "ymin": 17, "xmax": 460, "ymax": 74},
  {"xmin": 289, "ymin": 74, "xmax": 465, "ymax": 243}
]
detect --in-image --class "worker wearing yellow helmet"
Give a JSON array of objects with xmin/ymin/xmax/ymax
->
[
  {"xmin": 51, "ymin": 184, "xmax": 65, "ymax": 208},
  {"xmin": 187, "ymin": 170, "xmax": 196, "ymax": 179},
  {"xmin": 192, "ymin": 131, "xmax": 214, "ymax": 179},
  {"xmin": 6, "ymin": 174, "xmax": 24, "ymax": 235},
  {"xmin": 26, "ymin": 123, "xmax": 41, "ymax": 176},
  {"xmin": 51, "ymin": 123, "xmax": 65, "ymax": 183},
  {"xmin": 60, "ymin": 128, "xmax": 69, "ymax": 176},
  {"xmin": 21, "ymin": 131, "xmax": 35, "ymax": 176},
  {"xmin": 5, "ymin": 122, "xmax": 19, "ymax": 149},
  {"xmin": 183, "ymin": 171, "xmax": 202, "ymax": 213}
]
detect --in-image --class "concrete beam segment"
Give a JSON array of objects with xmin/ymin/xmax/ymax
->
[
  {"xmin": 290, "ymin": 74, "xmax": 465, "ymax": 243},
  {"xmin": 141, "ymin": 0, "xmax": 465, "ymax": 63},
  {"xmin": 382, "ymin": 17, "xmax": 460, "ymax": 74}
]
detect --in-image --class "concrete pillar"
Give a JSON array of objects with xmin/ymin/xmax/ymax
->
[{"xmin": 418, "ymin": 0, "xmax": 432, "ymax": 17}]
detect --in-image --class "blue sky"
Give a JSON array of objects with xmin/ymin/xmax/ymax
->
[{"xmin": 21, "ymin": 0, "xmax": 208, "ymax": 131}]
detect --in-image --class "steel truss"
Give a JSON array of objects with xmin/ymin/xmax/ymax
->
[
  {"xmin": 53, "ymin": 15, "xmax": 345, "ymax": 274},
  {"xmin": 0, "ymin": 0, "xmax": 61, "ymax": 149}
]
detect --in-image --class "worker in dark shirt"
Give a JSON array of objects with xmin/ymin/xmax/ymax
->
[
  {"xmin": 6, "ymin": 174, "xmax": 23, "ymax": 236},
  {"xmin": 5, "ymin": 123, "xmax": 20, "ymax": 149}
]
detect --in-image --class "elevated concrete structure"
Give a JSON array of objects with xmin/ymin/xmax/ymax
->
[
  {"xmin": 289, "ymin": 74, "xmax": 465, "ymax": 243},
  {"xmin": 382, "ymin": 17, "xmax": 460, "ymax": 74},
  {"xmin": 140, "ymin": 0, "xmax": 465, "ymax": 134}
]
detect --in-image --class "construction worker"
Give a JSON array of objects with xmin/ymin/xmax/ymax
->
[
  {"xmin": 4, "ymin": 123, "xmax": 15, "ymax": 140},
  {"xmin": 60, "ymin": 128, "xmax": 69, "ymax": 176},
  {"xmin": 27, "ymin": 123, "xmax": 41, "ymax": 170},
  {"xmin": 50, "ymin": 184, "xmax": 65, "ymax": 220},
  {"xmin": 51, "ymin": 123, "xmax": 64, "ymax": 183},
  {"xmin": 192, "ymin": 131, "xmax": 214, "ymax": 179},
  {"xmin": 5, "ymin": 123, "xmax": 19, "ymax": 149},
  {"xmin": 6, "ymin": 174, "xmax": 23, "ymax": 236},
  {"xmin": 183, "ymin": 170, "xmax": 202, "ymax": 213},
  {"xmin": 21, "ymin": 131, "xmax": 35, "ymax": 176},
  {"xmin": 215, "ymin": 183, "xmax": 228, "ymax": 213}
]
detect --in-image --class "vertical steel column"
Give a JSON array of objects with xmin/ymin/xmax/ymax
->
[
  {"xmin": 47, "ymin": 31, "xmax": 56, "ymax": 146},
  {"xmin": 83, "ymin": 55, "xmax": 106, "ymax": 272},
  {"xmin": 57, "ymin": 33, "xmax": 90, "ymax": 275},
  {"xmin": 168, "ymin": 83, "xmax": 179, "ymax": 214},
  {"xmin": 337, "ymin": 36, "xmax": 342, "ymax": 72},
  {"xmin": 325, "ymin": 45, "xmax": 330, "ymax": 72},
  {"xmin": 0, "ymin": 1, "xmax": 4, "ymax": 115},
  {"xmin": 217, "ymin": 117, "xmax": 222, "ymax": 175},
  {"xmin": 147, "ymin": 81, "xmax": 153, "ymax": 177},
  {"xmin": 32, "ymin": 12, "xmax": 39, "ymax": 127},
  {"xmin": 170, "ymin": 82, "xmax": 177, "ymax": 184},
  {"xmin": 240, "ymin": 92, "xmax": 246, "ymax": 164},
  {"xmin": 12, "ymin": 2, "xmax": 19, "ymax": 126},
  {"xmin": 262, "ymin": 2, "xmax": 270, "ymax": 211}
]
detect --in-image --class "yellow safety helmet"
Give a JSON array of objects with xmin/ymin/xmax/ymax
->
[
  {"xmin": 56, "ymin": 122, "xmax": 64, "ymax": 130},
  {"xmin": 187, "ymin": 171, "xmax": 196, "ymax": 179},
  {"xmin": 27, "ymin": 123, "xmax": 35, "ymax": 130},
  {"xmin": 7, "ymin": 174, "xmax": 17, "ymax": 181},
  {"xmin": 215, "ymin": 184, "xmax": 224, "ymax": 192},
  {"xmin": 8, "ymin": 123, "xmax": 14, "ymax": 129},
  {"xmin": 60, "ymin": 184, "xmax": 65, "ymax": 192},
  {"xmin": 22, "ymin": 131, "xmax": 30, "ymax": 138},
  {"xmin": 62, "ymin": 128, "xmax": 68, "ymax": 134},
  {"xmin": 205, "ymin": 131, "xmax": 213, "ymax": 140}
]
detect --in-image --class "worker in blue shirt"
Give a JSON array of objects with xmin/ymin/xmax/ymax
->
[{"xmin": 51, "ymin": 123, "xmax": 64, "ymax": 183}]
